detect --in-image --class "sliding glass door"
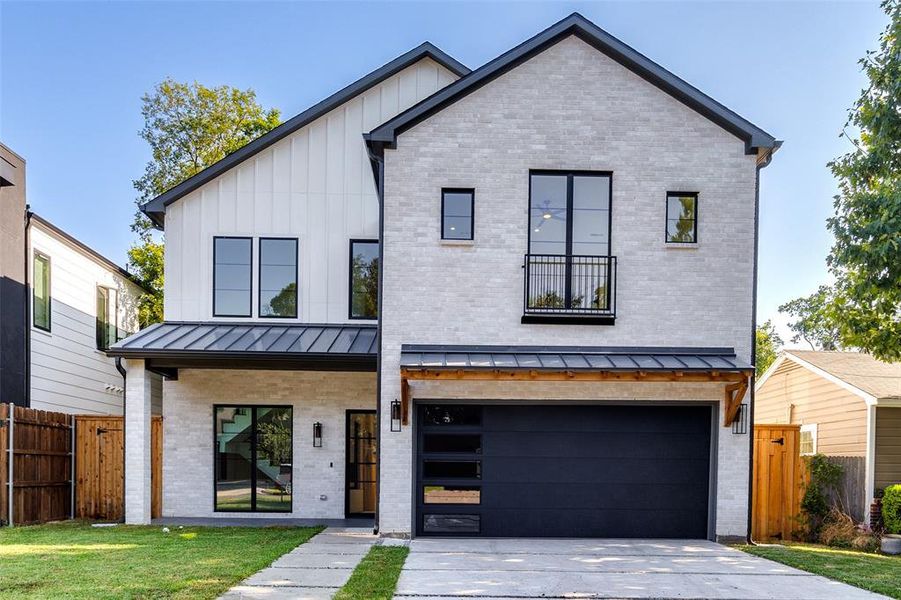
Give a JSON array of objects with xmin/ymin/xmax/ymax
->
[{"xmin": 215, "ymin": 406, "xmax": 293, "ymax": 512}]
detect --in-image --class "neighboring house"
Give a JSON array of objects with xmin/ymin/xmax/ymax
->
[
  {"xmin": 756, "ymin": 350, "xmax": 901, "ymax": 521},
  {"xmin": 111, "ymin": 14, "xmax": 779, "ymax": 542},
  {"xmin": 0, "ymin": 143, "xmax": 28, "ymax": 407},
  {"xmin": 27, "ymin": 213, "xmax": 162, "ymax": 415}
]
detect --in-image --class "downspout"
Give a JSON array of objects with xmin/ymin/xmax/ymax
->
[
  {"xmin": 366, "ymin": 139, "xmax": 386, "ymax": 536},
  {"xmin": 746, "ymin": 145, "xmax": 778, "ymax": 544},
  {"xmin": 24, "ymin": 209, "xmax": 32, "ymax": 407},
  {"xmin": 116, "ymin": 357, "xmax": 127, "ymax": 522}
]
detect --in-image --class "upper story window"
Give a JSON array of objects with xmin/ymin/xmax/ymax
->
[
  {"xmin": 96, "ymin": 286, "xmax": 120, "ymax": 351},
  {"xmin": 33, "ymin": 252, "xmax": 51, "ymax": 331},
  {"xmin": 524, "ymin": 171, "xmax": 615, "ymax": 323},
  {"xmin": 665, "ymin": 192, "xmax": 698, "ymax": 243},
  {"xmin": 349, "ymin": 240, "xmax": 378, "ymax": 320},
  {"xmin": 441, "ymin": 189, "xmax": 474, "ymax": 240},
  {"xmin": 213, "ymin": 237, "xmax": 252, "ymax": 317},
  {"xmin": 259, "ymin": 238, "xmax": 298, "ymax": 318}
]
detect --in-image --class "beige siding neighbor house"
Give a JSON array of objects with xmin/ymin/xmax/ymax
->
[{"xmin": 756, "ymin": 350, "xmax": 901, "ymax": 521}]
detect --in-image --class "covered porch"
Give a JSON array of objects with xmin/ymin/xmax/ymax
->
[{"xmin": 108, "ymin": 322, "xmax": 378, "ymax": 525}]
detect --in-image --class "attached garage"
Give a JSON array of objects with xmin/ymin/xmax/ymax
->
[{"xmin": 416, "ymin": 403, "xmax": 714, "ymax": 538}]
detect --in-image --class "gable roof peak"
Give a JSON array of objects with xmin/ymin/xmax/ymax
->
[{"xmin": 366, "ymin": 12, "xmax": 779, "ymax": 156}]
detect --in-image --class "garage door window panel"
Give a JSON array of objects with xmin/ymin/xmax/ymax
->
[
  {"xmin": 422, "ymin": 433, "xmax": 482, "ymax": 454},
  {"xmin": 422, "ymin": 460, "xmax": 481, "ymax": 479},
  {"xmin": 423, "ymin": 485, "xmax": 481, "ymax": 505}
]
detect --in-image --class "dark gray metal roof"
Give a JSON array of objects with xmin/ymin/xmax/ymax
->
[
  {"xmin": 142, "ymin": 42, "xmax": 469, "ymax": 228},
  {"xmin": 109, "ymin": 321, "xmax": 378, "ymax": 359},
  {"xmin": 400, "ymin": 345, "xmax": 752, "ymax": 372},
  {"xmin": 367, "ymin": 13, "xmax": 779, "ymax": 155}
]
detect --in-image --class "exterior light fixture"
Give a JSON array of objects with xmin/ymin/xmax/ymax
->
[
  {"xmin": 732, "ymin": 404, "xmax": 748, "ymax": 435},
  {"xmin": 313, "ymin": 421, "xmax": 323, "ymax": 447},
  {"xmin": 391, "ymin": 400, "xmax": 402, "ymax": 432},
  {"xmin": 542, "ymin": 212, "xmax": 552, "ymax": 220}
]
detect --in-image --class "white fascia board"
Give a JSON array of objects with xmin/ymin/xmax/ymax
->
[{"xmin": 781, "ymin": 351, "xmax": 879, "ymax": 406}]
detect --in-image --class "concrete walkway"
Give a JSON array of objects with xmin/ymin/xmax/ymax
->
[
  {"xmin": 220, "ymin": 527, "xmax": 377, "ymax": 600},
  {"xmin": 394, "ymin": 538, "xmax": 890, "ymax": 599}
]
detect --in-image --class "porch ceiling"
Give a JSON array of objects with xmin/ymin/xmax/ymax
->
[{"xmin": 107, "ymin": 321, "xmax": 378, "ymax": 373}]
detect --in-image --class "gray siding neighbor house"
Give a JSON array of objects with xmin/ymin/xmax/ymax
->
[{"xmin": 111, "ymin": 13, "xmax": 779, "ymax": 542}]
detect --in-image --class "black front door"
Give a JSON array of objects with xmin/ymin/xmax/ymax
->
[
  {"xmin": 346, "ymin": 410, "xmax": 377, "ymax": 517},
  {"xmin": 416, "ymin": 403, "xmax": 713, "ymax": 538}
]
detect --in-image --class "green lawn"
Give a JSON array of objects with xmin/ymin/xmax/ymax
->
[
  {"xmin": 0, "ymin": 521, "xmax": 322, "ymax": 599},
  {"xmin": 334, "ymin": 546, "xmax": 410, "ymax": 600},
  {"xmin": 739, "ymin": 543, "xmax": 901, "ymax": 599}
]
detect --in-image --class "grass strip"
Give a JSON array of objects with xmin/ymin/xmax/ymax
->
[
  {"xmin": 739, "ymin": 542, "xmax": 901, "ymax": 599},
  {"xmin": 334, "ymin": 545, "xmax": 410, "ymax": 600}
]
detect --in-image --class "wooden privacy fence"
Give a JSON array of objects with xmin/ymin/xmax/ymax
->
[
  {"xmin": 752, "ymin": 424, "xmax": 804, "ymax": 541},
  {"xmin": 0, "ymin": 403, "xmax": 74, "ymax": 526},
  {"xmin": 1, "ymin": 403, "xmax": 162, "ymax": 525},
  {"xmin": 74, "ymin": 415, "xmax": 162, "ymax": 521}
]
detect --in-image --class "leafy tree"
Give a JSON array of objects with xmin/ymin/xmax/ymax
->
[
  {"xmin": 778, "ymin": 285, "xmax": 841, "ymax": 351},
  {"xmin": 825, "ymin": 0, "xmax": 901, "ymax": 361},
  {"xmin": 129, "ymin": 78, "xmax": 281, "ymax": 325},
  {"xmin": 755, "ymin": 320, "xmax": 783, "ymax": 376}
]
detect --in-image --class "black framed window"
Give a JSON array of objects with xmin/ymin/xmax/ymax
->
[
  {"xmin": 349, "ymin": 240, "xmax": 378, "ymax": 320},
  {"xmin": 96, "ymin": 286, "xmax": 120, "ymax": 350},
  {"xmin": 529, "ymin": 171, "xmax": 611, "ymax": 256},
  {"xmin": 215, "ymin": 405, "xmax": 292, "ymax": 512},
  {"xmin": 665, "ymin": 192, "xmax": 698, "ymax": 243},
  {"xmin": 213, "ymin": 237, "xmax": 252, "ymax": 317},
  {"xmin": 441, "ymin": 189, "xmax": 474, "ymax": 240},
  {"xmin": 259, "ymin": 238, "xmax": 298, "ymax": 318},
  {"xmin": 33, "ymin": 252, "xmax": 51, "ymax": 331}
]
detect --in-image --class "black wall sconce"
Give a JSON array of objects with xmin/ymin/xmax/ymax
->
[
  {"xmin": 732, "ymin": 403, "xmax": 748, "ymax": 435},
  {"xmin": 390, "ymin": 400, "xmax": 402, "ymax": 432},
  {"xmin": 313, "ymin": 421, "xmax": 323, "ymax": 447}
]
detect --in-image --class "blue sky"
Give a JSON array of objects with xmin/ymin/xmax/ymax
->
[{"xmin": 0, "ymin": 1, "xmax": 885, "ymax": 342}]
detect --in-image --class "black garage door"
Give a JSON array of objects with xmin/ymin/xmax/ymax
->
[{"xmin": 416, "ymin": 403, "xmax": 712, "ymax": 538}]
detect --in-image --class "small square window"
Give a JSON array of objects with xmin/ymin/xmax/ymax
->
[
  {"xmin": 442, "ymin": 189, "xmax": 474, "ymax": 240},
  {"xmin": 665, "ymin": 192, "xmax": 698, "ymax": 243}
]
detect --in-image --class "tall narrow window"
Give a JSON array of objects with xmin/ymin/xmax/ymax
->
[
  {"xmin": 527, "ymin": 172, "xmax": 612, "ymax": 312},
  {"xmin": 96, "ymin": 286, "xmax": 119, "ymax": 350},
  {"xmin": 215, "ymin": 406, "xmax": 293, "ymax": 512},
  {"xmin": 259, "ymin": 238, "xmax": 298, "ymax": 318},
  {"xmin": 441, "ymin": 189, "xmax": 474, "ymax": 240},
  {"xmin": 213, "ymin": 237, "xmax": 252, "ymax": 317},
  {"xmin": 33, "ymin": 252, "xmax": 51, "ymax": 331},
  {"xmin": 665, "ymin": 192, "xmax": 698, "ymax": 243},
  {"xmin": 349, "ymin": 240, "xmax": 378, "ymax": 320}
]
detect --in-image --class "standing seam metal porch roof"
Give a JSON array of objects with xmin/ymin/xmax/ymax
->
[
  {"xmin": 108, "ymin": 322, "xmax": 378, "ymax": 359},
  {"xmin": 400, "ymin": 345, "xmax": 752, "ymax": 372}
]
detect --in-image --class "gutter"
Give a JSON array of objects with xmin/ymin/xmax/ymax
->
[{"xmin": 24, "ymin": 209, "xmax": 32, "ymax": 407}]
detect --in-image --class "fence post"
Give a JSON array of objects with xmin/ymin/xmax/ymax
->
[
  {"xmin": 7, "ymin": 405, "xmax": 13, "ymax": 527},
  {"xmin": 70, "ymin": 418, "xmax": 75, "ymax": 520}
]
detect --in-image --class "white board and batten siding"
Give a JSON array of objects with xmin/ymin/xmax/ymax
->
[
  {"xmin": 164, "ymin": 57, "xmax": 459, "ymax": 323},
  {"xmin": 29, "ymin": 220, "xmax": 162, "ymax": 415}
]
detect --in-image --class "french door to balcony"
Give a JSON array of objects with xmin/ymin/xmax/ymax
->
[{"xmin": 526, "ymin": 171, "xmax": 614, "ymax": 318}]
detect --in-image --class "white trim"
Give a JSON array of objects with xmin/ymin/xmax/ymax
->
[
  {"xmin": 759, "ymin": 352, "xmax": 879, "ymax": 405},
  {"xmin": 754, "ymin": 353, "xmax": 788, "ymax": 391},
  {"xmin": 865, "ymin": 404, "xmax": 877, "ymax": 522},
  {"xmin": 799, "ymin": 423, "xmax": 817, "ymax": 455}
]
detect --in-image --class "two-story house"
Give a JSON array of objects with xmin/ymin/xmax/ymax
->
[
  {"xmin": 111, "ymin": 14, "xmax": 778, "ymax": 541},
  {"xmin": 0, "ymin": 141, "xmax": 161, "ymax": 415}
]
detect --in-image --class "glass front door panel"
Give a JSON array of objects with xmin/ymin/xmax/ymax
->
[
  {"xmin": 215, "ymin": 407, "xmax": 254, "ymax": 511},
  {"xmin": 255, "ymin": 407, "xmax": 293, "ymax": 512},
  {"xmin": 346, "ymin": 411, "xmax": 377, "ymax": 516}
]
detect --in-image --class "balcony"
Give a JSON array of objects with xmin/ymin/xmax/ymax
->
[{"xmin": 522, "ymin": 254, "xmax": 617, "ymax": 324}]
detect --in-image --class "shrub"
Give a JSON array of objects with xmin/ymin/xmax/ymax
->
[
  {"xmin": 800, "ymin": 454, "xmax": 844, "ymax": 539},
  {"xmin": 884, "ymin": 484, "xmax": 901, "ymax": 534}
]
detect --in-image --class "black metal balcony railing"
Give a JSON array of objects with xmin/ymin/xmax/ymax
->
[{"xmin": 523, "ymin": 254, "xmax": 617, "ymax": 318}]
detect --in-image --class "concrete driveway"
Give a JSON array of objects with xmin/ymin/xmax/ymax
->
[{"xmin": 394, "ymin": 538, "xmax": 888, "ymax": 599}]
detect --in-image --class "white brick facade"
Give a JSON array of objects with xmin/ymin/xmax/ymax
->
[
  {"xmin": 378, "ymin": 36, "xmax": 757, "ymax": 538},
  {"xmin": 161, "ymin": 369, "xmax": 374, "ymax": 519}
]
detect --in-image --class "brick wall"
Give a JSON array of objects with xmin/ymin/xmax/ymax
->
[
  {"xmin": 162, "ymin": 369, "xmax": 375, "ymax": 519},
  {"xmin": 378, "ymin": 36, "xmax": 758, "ymax": 537}
]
